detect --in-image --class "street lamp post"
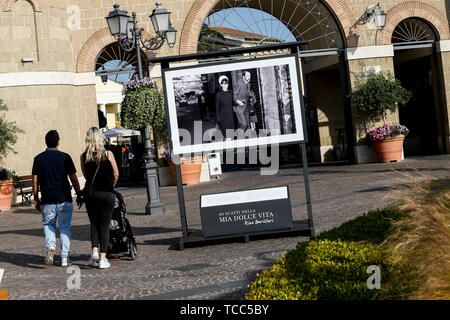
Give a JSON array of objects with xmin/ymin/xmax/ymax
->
[{"xmin": 106, "ymin": 2, "xmax": 177, "ymax": 215}]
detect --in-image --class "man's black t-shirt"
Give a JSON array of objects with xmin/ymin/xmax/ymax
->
[{"xmin": 32, "ymin": 148, "xmax": 77, "ymax": 204}]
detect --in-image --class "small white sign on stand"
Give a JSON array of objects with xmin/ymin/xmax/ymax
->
[{"xmin": 208, "ymin": 153, "xmax": 222, "ymax": 176}]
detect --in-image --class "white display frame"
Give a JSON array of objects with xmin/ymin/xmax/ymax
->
[{"xmin": 162, "ymin": 54, "xmax": 306, "ymax": 155}]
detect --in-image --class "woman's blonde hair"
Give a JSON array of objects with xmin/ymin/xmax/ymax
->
[{"xmin": 84, "ymin": 127, "xmax": 105, "ymax": 163}]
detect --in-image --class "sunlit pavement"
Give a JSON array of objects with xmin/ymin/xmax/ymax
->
[{"xmin": 0, "ymin": 155, "xmax": 449, "ymax": 300}]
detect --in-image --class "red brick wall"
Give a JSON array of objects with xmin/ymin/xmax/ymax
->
[
  {"xmin": 76, "ymin": 27, "xmax": 156, "ymax": 73},
  {"xmin": 377, "ymin": 1, "xmax": 450, "ymax": 45}
]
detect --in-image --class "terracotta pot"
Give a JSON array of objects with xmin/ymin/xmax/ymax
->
[
  {"xmin": 372, "ymin": 135, "xmax": 405, "ymax": 163},
  {"xmin": 169, "ymin": 158, "xmax": 202, "ymax": 185},
  {"xmin": 0, "ymin": 180, "xmax": 14, "ymax": 211}
]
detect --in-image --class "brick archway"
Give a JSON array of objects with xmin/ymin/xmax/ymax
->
[
  {"xmin": 179, "ymin": 0, "xmax": 360, "ymax": 54},
  {"xmin": 77, "ymin": 27, "xmax": 156, "ymax": 73},
  {"xmin": 377, "ymin": 1, "xmax": 450, "ymax": 45},
  {"xmin": 3, "ymin": 0, "xmax": 41, "ymax": 12}
]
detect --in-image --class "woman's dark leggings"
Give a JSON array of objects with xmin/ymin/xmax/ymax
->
[{"xmin": 85, "ymin": 191, "xmax": 115, "ymax": 253}]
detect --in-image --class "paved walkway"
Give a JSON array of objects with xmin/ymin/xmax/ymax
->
[{"xmin": 0, "ymin": 155, "xmax": 449, "ymax": 300}]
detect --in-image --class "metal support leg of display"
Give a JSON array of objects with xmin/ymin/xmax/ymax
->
[
  {"xmin": 301, "ymin": 143, "xmax": 315, "ymax": 237},
  {"xmin": 175, "ymin": 136, "xmax": 315, "ymax": 251},
  {"xmin": 294, "ymin": 45, "xmax": 316, "ymax": 237},
  {"xmin": 174, "ymin": 157, "xmax": 189, "ymax": 250}
]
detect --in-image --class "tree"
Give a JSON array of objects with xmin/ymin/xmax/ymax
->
[
  {"xmin": 350, "ymin": 69, "xmax": 412, "ymax": 126},
  {"xmin": 197, "ymin": 24, "xmax": 226, "ymax": 52},
  {"xmin": 0, "ymin": 99, "xmax": 23, "ymax": 163}
]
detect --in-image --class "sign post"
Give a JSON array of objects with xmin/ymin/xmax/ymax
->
[{"xmin": 151, "ymin": 41, "xmax": 315, "ymax": 250}]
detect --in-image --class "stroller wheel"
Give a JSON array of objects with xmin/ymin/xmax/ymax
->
[{"xmin": 129, "ymin": 241, "xmax": 137, "ymax": 261}]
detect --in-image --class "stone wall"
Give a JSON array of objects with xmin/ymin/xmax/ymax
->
[
  {"xmin": 0, "ymin": 0, "xmax": 76, "ymax": 73},
  {"xmin": 0, "ymin": 0, "xmax": 97, "ymax": 175},
  {"xmin": 73, "ymin": 0, "xmax": 194, "ymax": 72},
  {"xmin": 307, "ymin": 68, "xmax": 346, "ymax": 162},
  {"xmin": 0, "ymin": 84, "xmax": 97, "ymax": 174},
  {"xmin": 438, "ymin": 50, "xmax": 450, "ymax": 152}
]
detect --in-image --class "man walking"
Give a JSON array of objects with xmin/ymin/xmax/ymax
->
[
  {"xmin": 233, "ymin": 71, "xmax": 256, "ymax": 132},
  {"xmin": 32, "ymin": 130, "xmax": 81, "ymax": 267}
]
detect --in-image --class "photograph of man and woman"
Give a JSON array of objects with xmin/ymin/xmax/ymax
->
[{"xmin": 164, "ymin": 56, "xmax": 305, "ymax": 155}]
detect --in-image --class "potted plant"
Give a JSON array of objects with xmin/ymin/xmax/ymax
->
[
  {"xmin": 120, "ymin": 76, "xmax": 168, "ymax": 154},
  {"xmin": 350, "ymin": 69, "xmax": 412, "ymax": 162},
  {"xmin": 162, "ymin": 149, "xmax": 202, "ymax": 185},
  {"xmin": 120, "ymin": 76, "xmax": 169, "ymax": 180},
  {"xmin": 0, "ymin": 99, "xmax": 23, "ymax": 210},
  {"xmin": 367, "ymin": 124, "xmax": 409, "ymax": 162},
  {"xmin": 120, "ymin": 76, "xmax": 167, "ymax": 139},
  {"xmin": 0, "ymin": 167, "xmax": 17, "ymax": 211}
]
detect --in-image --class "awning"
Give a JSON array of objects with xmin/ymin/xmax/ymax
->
[{"xmin": 103, "ymin": 127, "xmax": 141, "ymax": 138}]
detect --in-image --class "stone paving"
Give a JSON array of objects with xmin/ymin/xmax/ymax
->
[{"xmin": 0, "ymin": 155, "xmax": 449, "ymax": 300}]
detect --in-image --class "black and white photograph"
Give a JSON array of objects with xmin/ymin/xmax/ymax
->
[{"xmin": 163, "ymin": 55, "xmax": 305, "ymax": 155}]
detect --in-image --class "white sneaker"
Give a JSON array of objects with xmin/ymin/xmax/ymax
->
[
  {"xmin": 61, "ymin": 257, "xmax": 72, "ymax": 267},
  {"xmin": 45, "ymin": 248, "xmax": 56, "ymax": 266},
  {"xmin": 99, "ymin": 259, "xmax": 110, "ymax": 269},
  {"xmin": 89, "ymin": 252, "xmax": 100, "ymax": 267}
]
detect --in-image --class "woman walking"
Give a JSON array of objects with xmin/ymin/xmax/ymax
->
[{"xmin": 81, "ymin": 127, "xmax": 119, "ymax": 269}]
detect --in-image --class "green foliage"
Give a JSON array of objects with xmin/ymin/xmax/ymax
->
[
  {"xmin": 316, "ymin": 208, "xmax": 406, "ymax": 244},
  {"xmin": 350, "ymin": 70, "xmax": 412, "ymax": 124},
  {"xmin": 0, "ymin": 167, "xmax": 18, "ymax": 181},
  {"xmin": 246, "ymin": 239, "xmax": 403, "ymax": 300},
  {"xmin": 120, "ymin": 85, "xmax": 166, "ymax": 130},
  {"xmin": 245, "ymin": 208, "xmax": 413, "ymax": 300},
  {"xmin": 197, "ymin": 24, "xmax": 226, "ymax": 52},
  {"xmin": 0, "ymin": 99, "xmax": 23, "ymax": 163}
]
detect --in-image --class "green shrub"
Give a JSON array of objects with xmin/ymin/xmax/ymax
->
[
  {"xmin": 0, "ymin": 167, "xmax": 18, "ymax": 181},
  {"xmin": 0, "ymin": 99, "xmax": 23, "ymax": 162},
  {"xmin": 350, "ymin": 70, "xmax": 412, "ymax": 125},
  {"xmin": 316, "ymin": 208, "xmax": 406, "ymax": 244},
  {"xmin": 245, "ymin": 239, "xmax": 404, "ymax": 300},
  {"xmin": 120, "ymin": 85, "xmax": 166, "ymax": 131},
  {"xmin": 245, "ymin": 208, "xmax": 412, "ymax": 300}
]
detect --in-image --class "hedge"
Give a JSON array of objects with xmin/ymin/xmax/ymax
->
[{"xmin": 245, "ymin": 208, "xmax": 412, "ymax": 300}]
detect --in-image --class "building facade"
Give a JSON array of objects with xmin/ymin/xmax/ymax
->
[{"xmin": 1, "ymin": 0, "xmax": 450, "ymax": 176}]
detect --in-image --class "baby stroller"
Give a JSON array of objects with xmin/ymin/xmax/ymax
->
[{"xmin": 108, "ymin": 190, "xmax": 138, "ymax": 260}]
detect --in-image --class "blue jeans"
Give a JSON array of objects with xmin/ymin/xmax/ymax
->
[{"xmin": 41, "ymin": 202, "xmax": 73, "ymax": 258}]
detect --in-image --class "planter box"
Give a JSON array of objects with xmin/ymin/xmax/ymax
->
[{"xmin": 169, "ymin": 158, "xmax": 203, "ymax": 185}]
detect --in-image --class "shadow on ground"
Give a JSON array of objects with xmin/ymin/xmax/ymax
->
[{"xmin": 0, "ymin": 225, "xmax": 180, "ymax": 241}]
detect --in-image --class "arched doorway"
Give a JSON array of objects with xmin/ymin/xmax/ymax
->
[
  {"xmin": 95, "ymin": 42, "xmax": 149, "ymax": 83},
  {"xmin": 195, "ymin": 0, "xmax": 354, "ymax": 165},
  {"xmin": 95, "ymin": 42, "xmax": 148, "ymax": 130},
  {"xmin": 392, "ymin": 18, "xmax": 447, "ymax": 156}
]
